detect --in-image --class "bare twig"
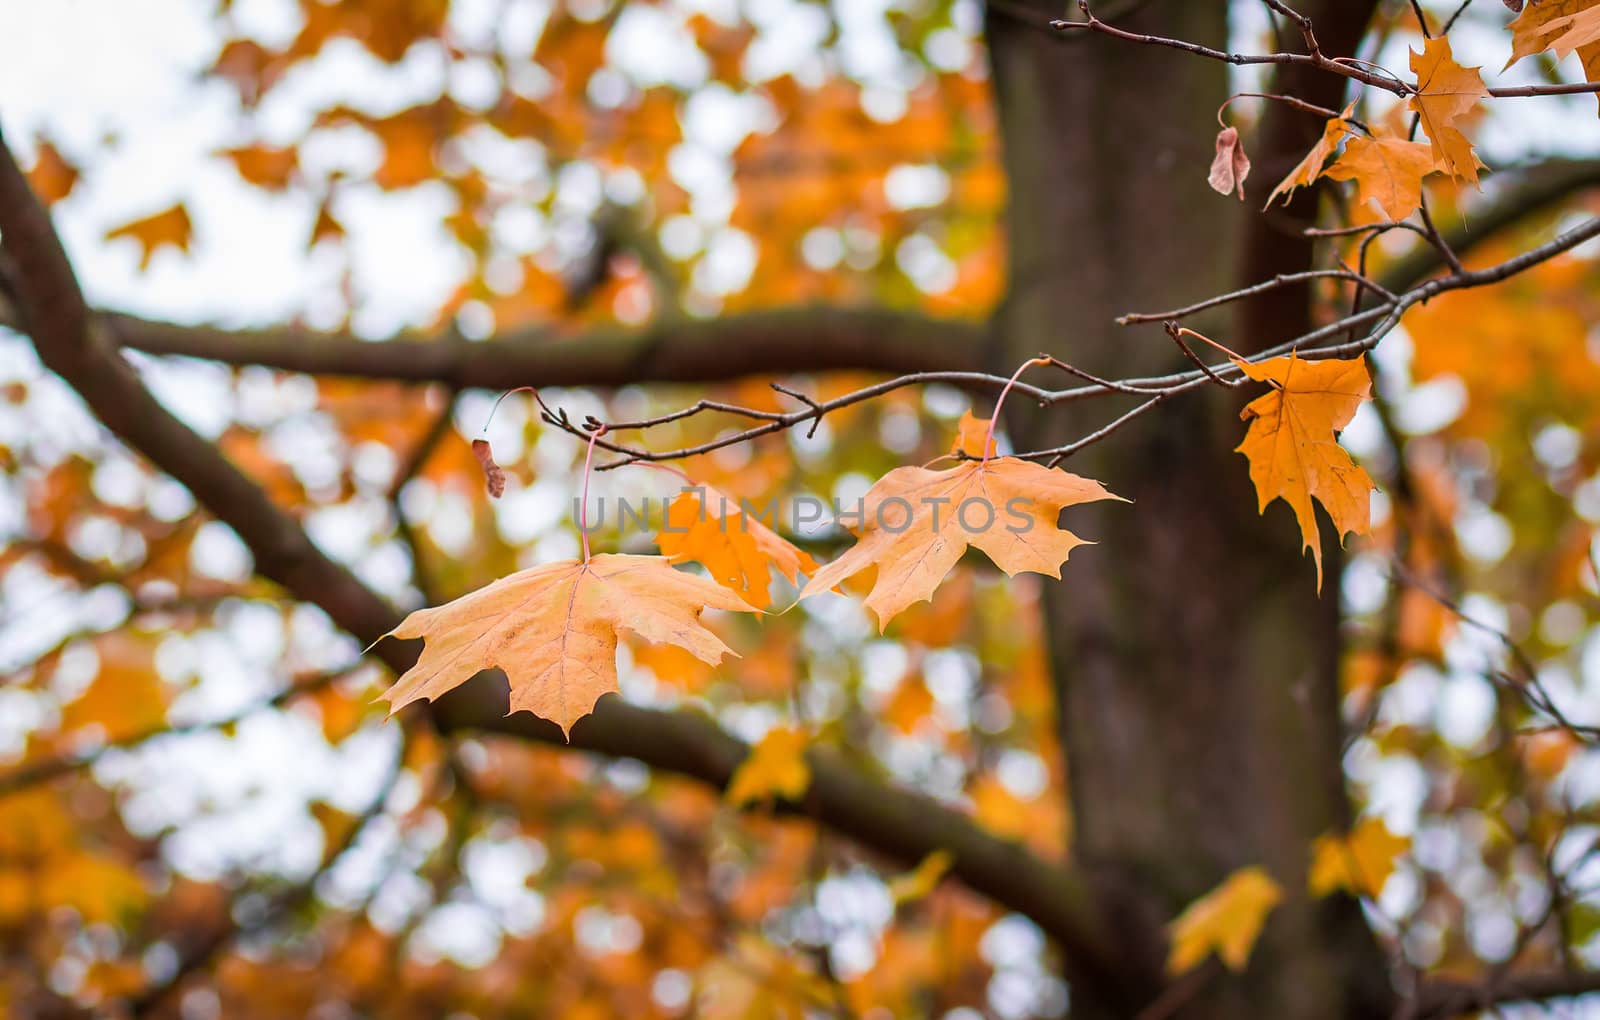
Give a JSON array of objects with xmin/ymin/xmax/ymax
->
[{"xmin": 1117, "ymin": 269, "xmax": 1394, "ymax": 324}]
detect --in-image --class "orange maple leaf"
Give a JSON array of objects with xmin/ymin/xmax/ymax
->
[
  {"xmin": 1409, "ymin": 36, "xmax": 1489, "ymax": 183},
  {"xmin": 1264, "ymin": 110, "xmax": 1350, "ymax": 209},
  {"xmin": 1166, "ymin": 867, "xmax": 1283, "ymax": 976},
  {"xmin": 1308, "ymin": 817, "xmax": 1410, "ymax": 899},
  {"xmin": 1506, "ymin": 0, "xmax": 1600, "ymax": 115},
  {"xmin": 104, "ymin": 203, "xmax": 194, "ymax": 271},
  {"xmin": 380, "ymin": 554, "xmax": 756, "ymax": 736},
  {"xmin": 951, "ymin": 409, "xmax": 997, "ymax": 458},
  {"xmin": 799, "ymin": 450, "xmax": 1122, "ymax": 628},
  {"xmin": 1323, "ymin": 134, "xmax": 1437, "ymax": 220},
  {"xmin": 1234, "ymin": 353, "xmax": 1376, "ymax": 590},
  {"xmin": 26, "ymin": 139, "xmax": 78, "ymax": 206},
  {"xmin": 219, "ymin": 144, "xmax": 299, "ymax": 190},
  {"xmin": 1546, "ymin": 7, "xmax": 1600, "ymax": 56},
  {"xmin": 656, "ymin": 484, "xmax": 816, "ymax": 610},
  {"xmin": 725, "ymin": 727, "xmax": 811, "ymax": 806}
]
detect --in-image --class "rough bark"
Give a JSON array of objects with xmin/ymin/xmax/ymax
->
[{"xmin": 984, "ymin": 3, "xmax": 1389, "ymax": 1015}]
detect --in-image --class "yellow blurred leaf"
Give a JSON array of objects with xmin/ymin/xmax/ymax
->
[
  {"xmin": 1166, "ymin": 866, "xmax": 1283, "ymax": 976},
  {"xmin": 726, "ymin": 727, "xmax": 811, "ymax": 807},
  {"xmin": 1309, "ymin": 818, "xmax": 1410, "ymax": 899},
  {"xmin": 889, "ymin": 849, "xmax": 953, "ymax": 906}
]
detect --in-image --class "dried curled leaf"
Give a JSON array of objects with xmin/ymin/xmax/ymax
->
[
  {"xmin": 725, "ymin": 727, "xmax": 811, "ymax": 806},
  {"xmin": 1234, "ymin": 353, "xmax": 1376, "ymax": 590},
  {"xmin": 1324, "ymin": 134, "xmax": 1437, "ymax": 221},
  {"xmin": 1166, "ymin": 867, "xmax": 1283, "ymax": 976},
  {"xmin": 1409, "ymin": 36, "xmax": 1489, "ymax": 183},
  {"xmin": 800, "ymin": 444, "xmax": 1123, "ymax": 628},
  {"xmin": 656, "ymin": 484, "xmax": 816, "ymax": 609},
  {"xmin": 381, "ymin": 554, "xmax": 756, "ymax": 736},
  {"xmin": 1207, "ymin": 125, "xmax": 1251, "ymax": 201},
  {"xmin": 470, "ymin": 438, "xmax": 506, "ymax": 498}
]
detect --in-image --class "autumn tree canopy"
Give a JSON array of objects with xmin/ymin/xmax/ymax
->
[{"xmin": 3, "ymin": 0, "xmax": 1600, "ymax": 1017}]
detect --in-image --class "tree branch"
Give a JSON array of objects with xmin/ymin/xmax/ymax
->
[
  {"xmin": 1416, "ymin": 969, "xmax": 1600, "ymax": 1018},
  {"xmin": 0, "ymin": 301, "xmax": 988, "ymax": 387},
  {"xmin": 1379, "ymin": 158, "xmax": 1600, "ymax": 293},
  {"xmin": 0, "ymin": 128, "xmax": 1122, "ymax": 997}
]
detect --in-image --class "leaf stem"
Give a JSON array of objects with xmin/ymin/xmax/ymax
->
[
  {"xmin": 984, "ymin": 356, "xmax": 1051, "ymax": 464},
  {"xmin": 579, "ymin": 423, "xmax": 609, "ymax": 562},
  {"xmin": 482, "ymin": 385, "xmax": 539, "ymax": 434}
]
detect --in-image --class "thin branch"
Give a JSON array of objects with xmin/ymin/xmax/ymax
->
[
  {"xmin": 1056, "ymin": 0, "xmax": 1412, "ymax": 96},
  {"xmin": 1059, "ymin": 0, "xmax": 1600, "ymax": 101},
  {"xmin": 1439, "ymin": 0, "xmax": 1473, "ymax": 36},
  {"xmin": 1415, "ymin": 193, "xmax": 1465, "ymax": 275},
  {"xmin": 1407, "ymin": 0, "xmax": 1432, "ymax": 38},
  {"xmin": 1117, "ymin": 269, "xmax": 1394, "ymax": 324}
]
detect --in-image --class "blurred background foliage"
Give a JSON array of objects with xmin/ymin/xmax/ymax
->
[{"xmin": 1, "ymin": 0, "xmax": 1600, "ymax": 1016}]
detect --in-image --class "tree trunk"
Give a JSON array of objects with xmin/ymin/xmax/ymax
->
[{"xmin": 983, "ymin": 4, "xmax": 1391, "ymax": 1015}]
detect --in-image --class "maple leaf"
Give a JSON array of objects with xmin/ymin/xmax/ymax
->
[
  {"xmin": 951, "ymin": 409, "xmax": 997, "ymax": 458},
  {"xmin": 1506, "ymin": 0, "xmax": 1600, "ymax": 113},
  {"xmin": 725, "ymin": 727, "xmax": 811, "ymax": 806},
  {"xmin": 1308, "ymin": 817, "xmax": 1410, "ymax": 899},
  {"xmin": 104, "ymin": 202, "xmax": 194, "ymax": 271},
  {"xmin": 656, "ymin": 484, "xmax": 817, "ymax": 610},
  {"xmin": 1207, "ymin": 125, "xmax": 1251, "ymax": 201},
  {"xmin": 1166, "ymin": 866, "xmax": 1283, "ymax": 976},
  {"xmin": 26, "ymin": 139, "xmax": 79, "ymax": 206},
  {"xmin": 1324, "ymin": 134, "xmax": 1438, "ymax": 221},
  {"xmin": 1234, "ymin": 353, "xmax": 1376, "ymax": 590},
  {"xmin": 380, "ymin": 554, "xmax": 755, "ymax": 736},
  {"xmin": 1409, "ymin": 36, "xmax": 1489, "ymax": 183},
  {"xmin": 219, "ymin": 144, "xmax": 299, "ymax": 190},
  {"xmin": 1265, "ymin": 111, "xmax": 1350, "ymax": 209},
  {"xmin": 799, "ymin": 455, "xmax": 1122, "ymax": 629},
  {"xmin": 1547, "ymin": 7, "xmax": 1600, "ymax": 56}
]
